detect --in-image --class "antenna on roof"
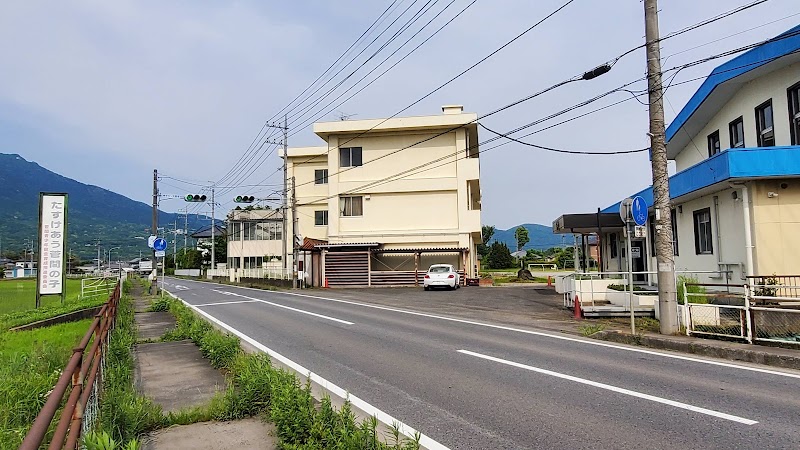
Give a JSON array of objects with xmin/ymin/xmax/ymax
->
[{"xmin": 336, "ymin": 111, "xmax": 357, "ymax": 121}]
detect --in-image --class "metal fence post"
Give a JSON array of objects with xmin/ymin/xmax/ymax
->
[
  {"xmin": 683, "ymin": 281, "xmax": 691, "ymax": 336},
  {"xmin": 744, "ymin": 283, "xmax": 754, "ymax": 344}
]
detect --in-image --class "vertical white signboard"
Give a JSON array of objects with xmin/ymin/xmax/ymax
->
[{"xmin": 38, "ymin": 193, "xmax": 68, "ymax": 300}]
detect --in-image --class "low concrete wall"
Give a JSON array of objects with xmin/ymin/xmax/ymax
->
[
  {"xmin": 175, "ymin": 269, "xmax": 201, "ymax": 277},
  {"xmin": 211, "ymin": 276, "xmax": 294, "ymax": 290},
  {"xmin": 10, "ymin": 305, "xmax": 105, "ymax": 332}
]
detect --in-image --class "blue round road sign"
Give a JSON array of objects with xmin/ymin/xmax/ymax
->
[
  {"xmin": 631, "ymin": 196, "xmax": 648, "ymax": 226},
  {"xmin": 153, "ymin": 238, "xmax": 167, "ymax": 252}
]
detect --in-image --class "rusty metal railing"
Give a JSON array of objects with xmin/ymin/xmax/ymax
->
[{"xmin": 19, "ymin": 281, "xmax": 121, "ymax": 450}]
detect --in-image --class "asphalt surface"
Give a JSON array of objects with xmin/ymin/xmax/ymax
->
[{"xmin": 164, "ymin": 278, "xmax": 800, "ymax": 450}]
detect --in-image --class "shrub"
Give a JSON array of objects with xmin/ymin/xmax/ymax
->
[{"xmin": 676, "ymin": 275, "xmax": 707, "ymax": 304}]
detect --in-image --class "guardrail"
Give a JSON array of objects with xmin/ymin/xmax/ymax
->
[{"xmin": 19, "ymin": 281, "xmax": 121, "ymax": 450}]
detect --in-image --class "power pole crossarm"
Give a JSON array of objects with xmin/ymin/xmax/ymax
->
[{"xmin": 644, "ymin": 0, "xmax": 679, "ymax": 334}]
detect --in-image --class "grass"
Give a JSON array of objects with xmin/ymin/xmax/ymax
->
[
  {"xmin": 0, "ymin": 318, "xmax": 94, "ymax": 448},
  {"xmin": 677, "ymin": 275, "xmax": 708, "ymax": 304},
  {"xmin": 0, "ymin": 277, "xmax": 116, "ymax": 330},
  {"xmin": 579, "ymin": 323, "xmax": 606, "ymax": 336}
]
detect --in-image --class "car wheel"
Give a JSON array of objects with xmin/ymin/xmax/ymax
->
[{"xmin": 424, "ymin": 286, "xmax": 429, "ymax": 291}]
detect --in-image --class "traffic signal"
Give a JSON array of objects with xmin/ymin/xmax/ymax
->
[
  {"xmin": 184, "ymin": 194, "xmax": 207, "ymax": 202},
  {"xmin": 234, "ymin": 195, "xmax": 255, "ymax": 203}
]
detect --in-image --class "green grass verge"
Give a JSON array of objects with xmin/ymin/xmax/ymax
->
[
  {"xmin": 0, "ymin": 278, "xmax": 117, "ymax": 330},
  {"xmin": 0, "ymin": 318, "xmax": 94, "ymax": 448}
]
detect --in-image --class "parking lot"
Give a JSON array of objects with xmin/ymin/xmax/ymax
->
[{"xmin": 304, "ymin": 284, "xmax": 579, "ymax": 334}]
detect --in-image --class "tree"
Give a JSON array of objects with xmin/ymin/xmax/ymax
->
[
  {"xmin": 514, "ymin": 226, "xmax": 529, "ymax": 252},
  {"xmin": 177, "ymin": 248, "xmax": 203, "ymax": 269},
  {"xmin": 478, "ymin": 225, "xmax": 496, "ymax": 257},
  {"xmin": 486, "ymin": 242, "xmax": 513, "ymax": 269},
  {"xmin": 201, "ymin": 235, "xmax": 227, "ymax": 267}
]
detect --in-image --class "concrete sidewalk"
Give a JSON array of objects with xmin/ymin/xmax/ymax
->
[{"xmin": 130, "ymin": 286, "xmax": 278, "ymax": 449}]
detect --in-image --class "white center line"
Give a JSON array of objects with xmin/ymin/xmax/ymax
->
[
  {"xmin": 172, "ymin": 278, "xmax": 800, "ymax": 379},
  {"xmin": 164, "ymin": 288, "xmax": 447, "ymax": 450},
  {"xmin": 195, "ymin": 299, "xmax": 260, "ymax": 307},
  {"xmin": 458, "ymin": 349, "xmax": 758, "ymax": 425},
  {"xmin": 207, "ymin": 290, "xmax": 354, "ymax": 325}
]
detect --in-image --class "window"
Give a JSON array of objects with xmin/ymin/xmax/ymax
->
[
  {"xmin": 729, "ymin": 116, "xmax": 745, "ymax": 148},
  {"xmin": 314, "ymin": 169, "xmax": 328, "ymax": 185},
  {"xmin": 671, "ymin": 208, "xmax": 679, "ymax": 256},
  {"xmin": 707, "ymin": 130, "xmax": 721, "ymax": 157},
  {"xmin": 230, "ymin": 222, "xmax": 241, "ymax": 241},
  {"xmin": 648, "ymin": 210, "xmax": 679, "ymax": 256},
  {"xmin": 789, "ymin": 82, "xmax": 800, "ymax": 145},
  {"xmin": 340, "ymin": 196, "xmax": 363, "ymax": 217},
  {"xmin": 693, "ymin": 208, "xmax": 713, "ymax": 254},
  {"xmin": 609, "ymin": 233, "xmax": 618, "ymax": 259},
  {"xmin": 314, "ymin": 210, "xmax": 328, "ymax": 226},
  {"xmin": 339, "ymin": 147, "xmax": 363, "ymax": 167},
  {"xmin": 755, "ymin": 100, "xmax": 775, "ymax": 147}
]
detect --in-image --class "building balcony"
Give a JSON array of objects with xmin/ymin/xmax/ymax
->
[{"xmin": 462, "ymin": 209, "xmax": 482, "ymax": 234}]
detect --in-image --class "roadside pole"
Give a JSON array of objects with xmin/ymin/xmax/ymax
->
[
  {"xmin": 644, "ymin": 0, "xmax": 679, "ymax": 334},
  {"xmin": 625, "ymin": 218, "xmax": 635, "ymax": 335},
  {"xmin": 152, "ymin": 169, "xmax": 158, "ymax": 295}
]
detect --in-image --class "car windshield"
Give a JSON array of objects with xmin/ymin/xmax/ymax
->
[{"xmin": 428, "ymin": 266, "xmax": 451, "ymax": 273}]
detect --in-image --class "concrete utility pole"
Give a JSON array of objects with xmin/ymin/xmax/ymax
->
[
  {"xmin": 282, "ymin": 114, "xmax": 289, "ymax": 273},
  {"xmin": 210, "ymin": 185, "xmax": 216, "ymax": 271},
  {"xmin": 644, "ymin": 0, "xmax": 679, "ymax": 334},
  {"xmin": 291, "ymin": 176, "xmax": 299, "ymax": 288},
  {"xmin": 152, "ymin": 169, "xmax": 158, "ymax": 294}
]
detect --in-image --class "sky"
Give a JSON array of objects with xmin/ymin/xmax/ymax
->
[{"xmin": 1, "ymin": 0, "xmax": 798, "ymax": 230}]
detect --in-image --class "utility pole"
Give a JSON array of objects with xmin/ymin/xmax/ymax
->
[
  {"xmin": 282, "ymin": 114, "xmax": 289, "ymax": 273},
  {"xmin": 291, "ymin": 176, "xmax": 299, "ymax": 288},
  {"xmin": 644, "ymin": 0, "xmax": 679, "ymax": 334},
  {"xmin": 152, "ymin": 169, "xmax": 158, "ymax": 294},
  {"xmin": 210, "ymin": 185, "xmax": 216, "ymax": 272}
]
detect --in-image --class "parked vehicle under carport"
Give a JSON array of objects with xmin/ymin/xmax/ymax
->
[{"xmin": 423, "ymin": 264, "xmax": 460, "ymax": 290}]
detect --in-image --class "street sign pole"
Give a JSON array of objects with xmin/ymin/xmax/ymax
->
[{"xmin": 626, "ymin": 218, "xmax": 635, "ymax": 336}]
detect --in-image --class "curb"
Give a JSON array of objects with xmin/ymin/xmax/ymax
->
[{"xmin": 593, "ymin": 330, "xmax": 800, "ymax": 371}]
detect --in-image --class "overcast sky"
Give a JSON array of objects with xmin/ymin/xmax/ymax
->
[{"xmin": 1, "ymin": 0, "xmax": 798, "ymax": 230}]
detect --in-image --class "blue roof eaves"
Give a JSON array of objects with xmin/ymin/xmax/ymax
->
[
  {"xmin": 665, "ymin": 24, "xmax": 800, "ymax": 143},
  {"xmin": 602, "ymin": 146, "xmax": 800, "ymax": 213}
]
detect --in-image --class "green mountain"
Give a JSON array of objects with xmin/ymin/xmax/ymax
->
[
  {"xmin": 491, "ymin": 223, "xmax": 572, "ymax": 251},
  {"xmin": 0, "ymin": 153, "xmax": 210, "ymax": 261}
]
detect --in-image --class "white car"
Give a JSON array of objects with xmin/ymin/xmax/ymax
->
[{"xmin": 423, "ymin": 264, "xmax": 460, "ymax": 290}]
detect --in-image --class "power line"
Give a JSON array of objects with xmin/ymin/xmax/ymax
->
[
  {"xmin": 479, "ymin": 123, "xmax": 649, "ymax": 155},
  {"xmin": 214, "ymin": 1, "xmax": 405, "ymax": 186},
  {"xmin": 286, "ymin": 0, "xmax": 479, "ymax": 136}
]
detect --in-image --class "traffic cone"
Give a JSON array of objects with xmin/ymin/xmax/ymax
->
[
  {"xmin": 574, "ymin": 295, "xmax": 582, "ymax": 320},
  {"xmin": 547, "ymin": 276, "xmax": 552, "ymax": 287},
  {"xmin": 324, "ymin": 277, "xmax": 329, "ymax": 288}
]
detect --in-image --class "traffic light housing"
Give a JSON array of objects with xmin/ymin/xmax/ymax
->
[
  {"xmin": 234, "ymin": 195, "xmax": 255, "ymax": 203},
  {"xmin": 184, "ymin": 194, "xmax": 207, "ymax": 202}
]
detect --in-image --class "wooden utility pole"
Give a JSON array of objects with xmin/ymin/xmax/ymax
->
[{"xmin": 644, "ymin": 0, "xmax": 679, "ymax": 334}]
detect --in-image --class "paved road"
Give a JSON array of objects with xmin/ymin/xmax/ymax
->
[{"xmin": 163, "ymin": 278, "xmax": 800, "ymax": 450}]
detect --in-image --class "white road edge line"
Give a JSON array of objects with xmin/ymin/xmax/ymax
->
[
  {"xmin": 195, "ymin": 300, "xmax": 260, "ymax": 307},
  {"xmin": 164, "ymin": 289, "xmax": 449, "ymax": 450},
  {"xmin": 168, "ymin": 277, "xmax": 800, "ymax": 380},
  {"xmin": 458, "ymin": 349, "xmax": 758, "ymax": 426}
]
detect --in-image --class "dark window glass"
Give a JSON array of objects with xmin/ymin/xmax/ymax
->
[
  {"xmin": 314, "ymin": 169, "xmax": 328, "ymax": 184},
  {"xmin": 693, "ymin": 208, "xmax": 713, "ymax": 254},
  {"xmin": 756, "ymin": 100, "xmax": 775, "ymax": 147},
  {"xmin": 729, "ymin": 116, "xmax": 745, "ymax": 148},
  {"xmin": 339, "ymin": 147, "xmax": 363, "ymax": 167},
  {"xmin": 671, "ymin": 208, "xmax": 679, "ymax": 256},
  {"xmin": 314, "ymin": 210, "xmax": 328, "ymax": 226},
  {"xmin": 789, "ymin": 82, "xmax": 800, "ymax": 145},
  {"xmin": 609, "ymin": 233, "xmax": 618, "ymax": 258},
  {"xmin": 707, "ymin": 130, "xmax": 720, "ymax": 157}
]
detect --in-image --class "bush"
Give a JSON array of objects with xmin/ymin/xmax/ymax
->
[{"xmin": 677, "ymin": 275, "xmax": 707, "ymax": 304}]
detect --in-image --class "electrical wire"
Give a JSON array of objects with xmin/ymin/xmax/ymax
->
[{"xmin": 479, "ymin": 123, "xmax": 649, "ymax": 154}]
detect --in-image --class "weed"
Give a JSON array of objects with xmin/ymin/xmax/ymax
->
[
  {"xmin": 677, "ymin": 275, "xmax": 708, "ymax": 304},
  {"xmin": 146, "ymin": 298, "xmax": 169, "ymax": 312},
  {"xmin": 579, "ymin": 323, "xmax": 606, "ymax": 336},
  {"xmin": 636, "ymin": 317, "xmax": 661, "ymax": 333},
  {"xmin": 82, "ymin": 430, "xmax": 140, "ymax": 450}
]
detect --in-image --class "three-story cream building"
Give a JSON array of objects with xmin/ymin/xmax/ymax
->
[{"xmin": 282, "ymin": 105, "xmax": 482, "ymax": 287}]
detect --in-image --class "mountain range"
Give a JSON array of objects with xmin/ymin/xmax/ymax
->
[
  {"xmin": 0, "ymin": 153, "xmax": 210, "ymax": 260},
  {"xmin": 490, "ymin": 223, "xmax": 572, "ymax": 251}
]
